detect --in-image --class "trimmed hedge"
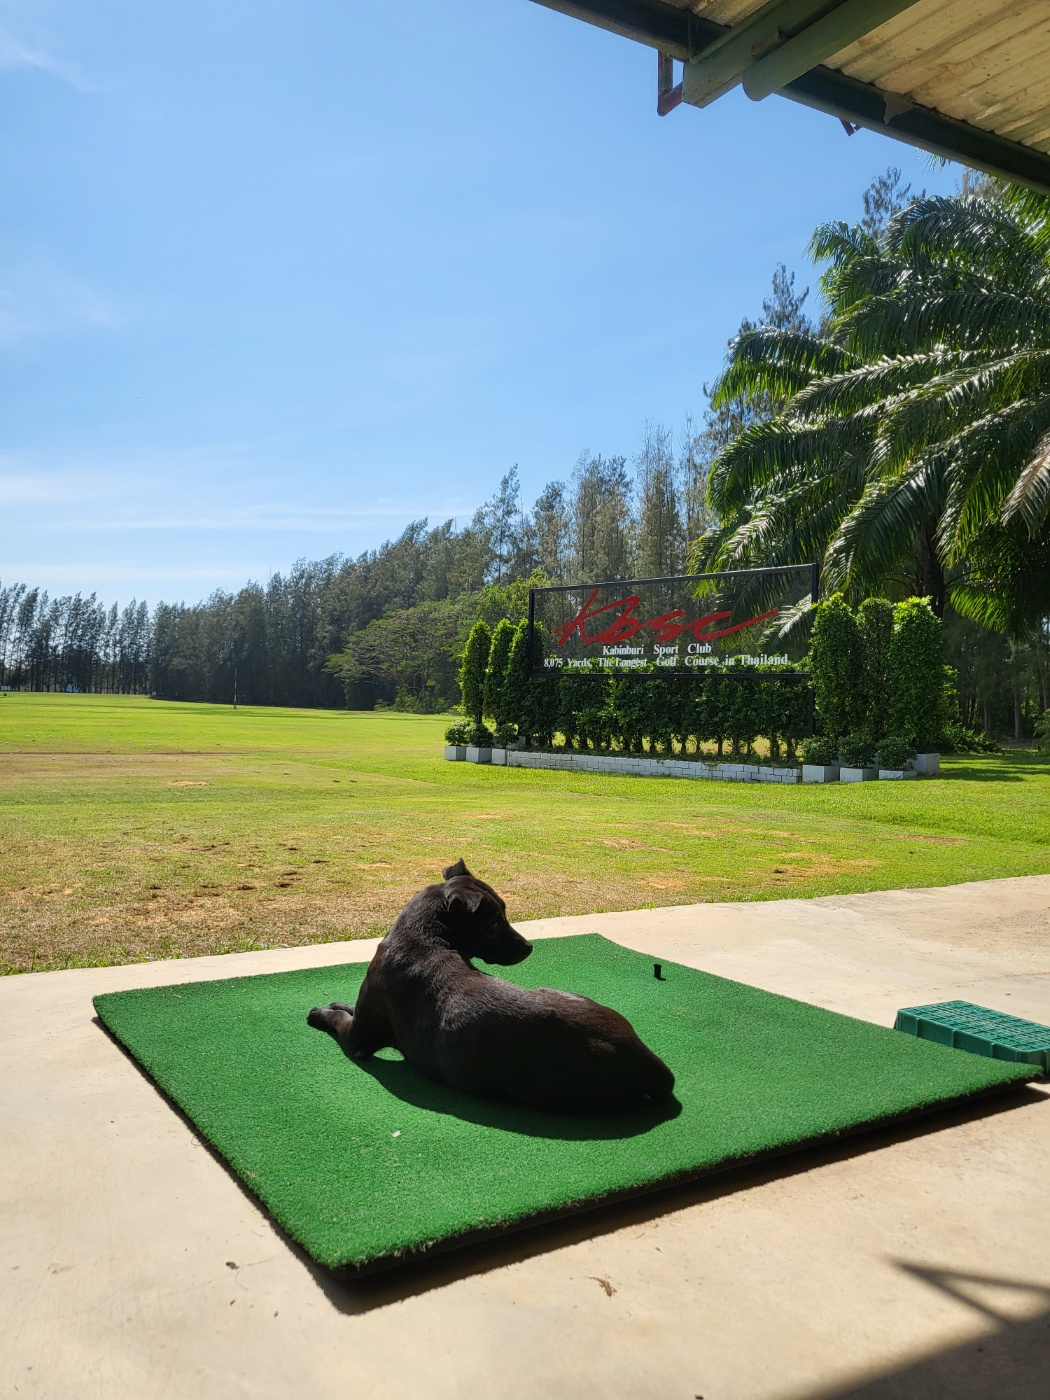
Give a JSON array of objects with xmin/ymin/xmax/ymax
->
[
  {"xmin": 495, "ymin": 659, "xmax": 810, "ymax": 759},
  {"xmin": 888, "ymin": 598, "xmax": 948, "ymax": 751},
  {"xmin": 809, "ymin": 593, "xmax": 864, "ymax": 738},
  {"xmin": 811, "ymin": 593, "xmax": 945, "ymax": 751},
  {"xmin": 857, "ymin": 596, "xmax": 894, "ymax": 738}
]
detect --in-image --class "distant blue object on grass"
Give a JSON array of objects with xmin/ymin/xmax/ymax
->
[{"xmin": 895, "ymin": 1001, "xmax": 1050, "ymax": 1072}]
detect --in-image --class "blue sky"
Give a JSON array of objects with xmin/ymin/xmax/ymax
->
[{"xmin": 0, "ymin": 0, "xmax": 959, "ymax": 606}]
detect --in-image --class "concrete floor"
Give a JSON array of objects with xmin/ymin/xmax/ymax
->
[{"xmin": 2, "ymin": 876, "xmax": 1049, "ymax": 1399}]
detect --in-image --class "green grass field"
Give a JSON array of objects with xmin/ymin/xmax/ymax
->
[{"xmin": 2, "ymin": 692, "xmax": 1049, "ymax": 974}]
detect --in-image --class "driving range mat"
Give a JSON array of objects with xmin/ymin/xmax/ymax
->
[{"xmin": 93, "ymin": 934, "xmax": 1035, "ymax": 1275}]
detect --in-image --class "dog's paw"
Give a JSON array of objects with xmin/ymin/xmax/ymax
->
[{"xmin": 308, "ymin": 1002, "xmax": 355, "ymax": 1034}]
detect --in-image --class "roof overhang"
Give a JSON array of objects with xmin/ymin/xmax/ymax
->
[{"xmin": 532, "ymin": 0, "xmax": 1050, "ymax": 195}]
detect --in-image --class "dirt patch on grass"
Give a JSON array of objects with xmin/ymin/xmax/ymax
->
[
  {"xmin": 895, "ymin": 833, "xmax": 967, "ymax": 845},
  {"xmin": 0, "ymin": 857, "xmax": 740, "ymax": 973},
  {"xmin": 769, "ymin": 857, "xmax": 882, "ymax": 878},
  {"xmin": 599, "ymin": 838, "xmax": 672, "ymax": 852}
]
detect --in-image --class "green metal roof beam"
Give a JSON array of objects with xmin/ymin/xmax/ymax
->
[
  {"xmin": 532, "ymin": 0, "xmax": 722, "ymax": 62},
  {"xmin": 681, "ymin": 0, "xmax": 841, "ymax": 110},
  {"xmin": 741, "ymin": 0, "xmax": 925, "ymax": 102},
  {"xmin": 529, "ymin": 0, "xmax": 1050, "ymax": 196}
]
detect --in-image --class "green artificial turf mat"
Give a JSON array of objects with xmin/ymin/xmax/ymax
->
[{"xmin": 93, "ymin": 935, "xmax": 1034, "ymax": 1274}]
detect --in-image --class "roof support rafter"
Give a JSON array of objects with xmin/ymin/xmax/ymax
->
[
  {"xmin": 530, "ymin": 0, "xmax": 1050, "ymax": 196},
  {"xmin": 740, "ymin": 0, "xmax": 925, "ymax": 103},
  {"xmin": 682, "ymin": 0, "xmax": 842, "ymax": 109}
]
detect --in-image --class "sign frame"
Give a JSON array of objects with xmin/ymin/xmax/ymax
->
[{"xmin": 527, "ymin": 562, "xmax": 820, "ymax": 680}]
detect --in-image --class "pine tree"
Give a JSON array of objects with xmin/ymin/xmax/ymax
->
[
  {"xmin": 860, "ymin": 166, "xmax": 915, "ymax": 236},
  {"xmin": 691, "ymin": 262, "xmax": 814, "ymax": 566},
  {"xmin": 634, "ymin": 421, "xmax": 684, "ymax": 578},
  {"xmin": 678, "ymin": 416, "xmax": 710, "ymax": 549},
  {"xmin": 569, "ymin": 453, "xmax": 634, "ymax": 582},
  {"xmin": 531, "ymin": 480, "xmax": 569, "ymax": 583},
  {"xmin": 483, "ymin": 466, "xmax": 527, "ymax": 584}
]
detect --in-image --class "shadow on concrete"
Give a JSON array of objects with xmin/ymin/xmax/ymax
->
[
  {"xmin": 812, "ymin": 1264, "xmax": 1050, "ymax": 1399},
  {"xmin": 352, "ymin": 1054, "xmax": 682, "ymax": 1140}
]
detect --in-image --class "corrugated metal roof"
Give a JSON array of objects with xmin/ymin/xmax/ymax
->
[
  {"xmin": 533, "ymin": 1, "xmax": 1050, "ymax": 190},
  {"xmin": 689, "ymin": 0, "xmax": 1050, "ymax": 152}
]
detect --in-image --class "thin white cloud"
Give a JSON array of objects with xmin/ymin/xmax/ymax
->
[
  {"xmin": 0, "ymin": 470, "xmax": 133, "ymax": 507},
  {"xmin": 0, "ymin": 255, "xmax": 123, "ymax": 346},
  {"xmin": 42, "ymin": 503, "xmax": 470, "ymax": 532},
  {"xmin": 0, "ymin": 23, "xmax": 90, "ymax": 89},
  {"xmin": 0, "ymin": 562, "xmax": 253, "ymax": 586},
  {"xmin": 0, "ymin": 457, "xmax": 473, "ymax": 532}
]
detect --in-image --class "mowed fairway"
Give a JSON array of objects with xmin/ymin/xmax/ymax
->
[{"xmin": 2, "ymin": 692, "xmax": 1050, "ymax": 974}]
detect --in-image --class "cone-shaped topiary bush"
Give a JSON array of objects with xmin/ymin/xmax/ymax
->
[
  {"xmin": 459, "ymin": 620, "xmax": 491, "ymax": 727},
  {"xmin": 808, "ymin": 593, "xmax": 864, "ymax": 739},
  {"xmin": 483, "ymin": 618, "xmax": 514, "ymax": 728},
  {"xmin": 889, "ymin": 598, "xmax": 947, "ymax": 751},
  {"xmin": 857, "ymin": 596, "xmax": 894, "ymax": 740}
]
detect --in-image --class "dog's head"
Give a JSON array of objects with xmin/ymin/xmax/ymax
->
[{"xmin": 437, "ymin": 859, "xmax": 533, "ymax": 965}]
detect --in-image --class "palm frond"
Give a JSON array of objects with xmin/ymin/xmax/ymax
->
[
  {"xmin": 707, "ymin": 415, "xmax": 870, "ymax": 516},
  {"xmin": 711, "ymin": 328, "xmax": 850, "ymax": 408},
  {"xmin": 936, "ymin": 396, "xmax": 1050, "ymax": 554},
  {"xmin": 892, "ymin": 193, "xmax": 1049, "ymax": 290},
  {"xmin": 1001, "ymin": 425, "xmax": 1050, "ymax": 532},
  {"xmin": 793, "ymin": 351, "xmax": 972, "ymax": 418},
  {"xmin": 870, "ymin": 351, "xmax": 1050, "ymax": 477},
  {"xmin": 808, "ymin": 220, "xmax": 879, "ymax": 270},
  {"xmin": 844, "ymin": 289, "xmax": 1050, "ymax": 359},
  {"xmin": 826, "ymin": 459, "xmax": 944, "ymax": 596}
]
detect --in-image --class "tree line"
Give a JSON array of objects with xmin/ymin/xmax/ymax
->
[
  {"xmin": 0, "ymin": 586, "xmax": 151, "ymax": 695},
  {"xmin": 0, "ymin": 421, "xmax": 722, "ymax": 712},
  {"xmin": 5, "ymin": 169, "xmax": 1050, "ymax": 740}
]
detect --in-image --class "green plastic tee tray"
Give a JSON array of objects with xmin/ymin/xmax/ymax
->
[
  {"xmin": 895, "ymin": 1000, "xmax": 1050, "ymax": 1072},
  {"xmin": 94, "ymin": 937, "xmax": 1037, "ymax": 1275}
]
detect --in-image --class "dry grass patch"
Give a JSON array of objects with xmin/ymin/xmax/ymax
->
[{"xmin": 2, "ymin": 696, "xmax": 1049, "ymax": 972}]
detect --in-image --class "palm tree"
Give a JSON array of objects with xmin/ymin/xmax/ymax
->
[{"xmin": 694, "ymin": 185, "xmax": 1050, "ymax": 627}]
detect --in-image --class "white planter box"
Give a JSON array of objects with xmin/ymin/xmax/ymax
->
[
  {"xmin": 444, "ymin": 745, "xmax": 465, "ymax": 761},
  {"xmin": 489, "ymin": 748, "xmax": 507, "ymax": 766},
  {"xmin": 802, "ymin": 764, "xmax": 839, "ymax": 783},
  {"xmin": 878, "ymin": 768, "xmax": 917, "ymax": 780},
  {"xmin": 465, "ymin": 746, "xmax": 492, "ymax": 764},
  {"xmin": 840, "ymin": 766, "xmax": 878, "ymax": 782},
  {"xmin": 912, "ymin": 752, "xmax": 940, "ymax": 775}
]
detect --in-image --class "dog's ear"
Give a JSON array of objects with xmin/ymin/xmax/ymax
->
[
  {"xmin": 443, "ymin": 882, "xmax": 484, "ymax": 915},
  {"xmin": 442, "ymin": 858, "xmax": 470, "ymax": 881}
]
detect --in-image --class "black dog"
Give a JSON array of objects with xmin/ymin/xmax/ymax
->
[{"xmin": 307, "ymin": 859, "xmax": 675, "ymax": 1115}]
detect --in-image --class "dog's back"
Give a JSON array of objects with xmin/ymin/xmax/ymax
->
[{"xmin": 451, "ymin": 982, "xmax": 676, "ymax": 1114}]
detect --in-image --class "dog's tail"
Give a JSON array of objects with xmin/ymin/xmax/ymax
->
[
  {"xmin": 643, "ymin": 1051, "xmax": 676, "ymax": 1101},
  {"xmin": 628, "ymin": 1039, "xmax": 675, "ymax": 1101}
]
